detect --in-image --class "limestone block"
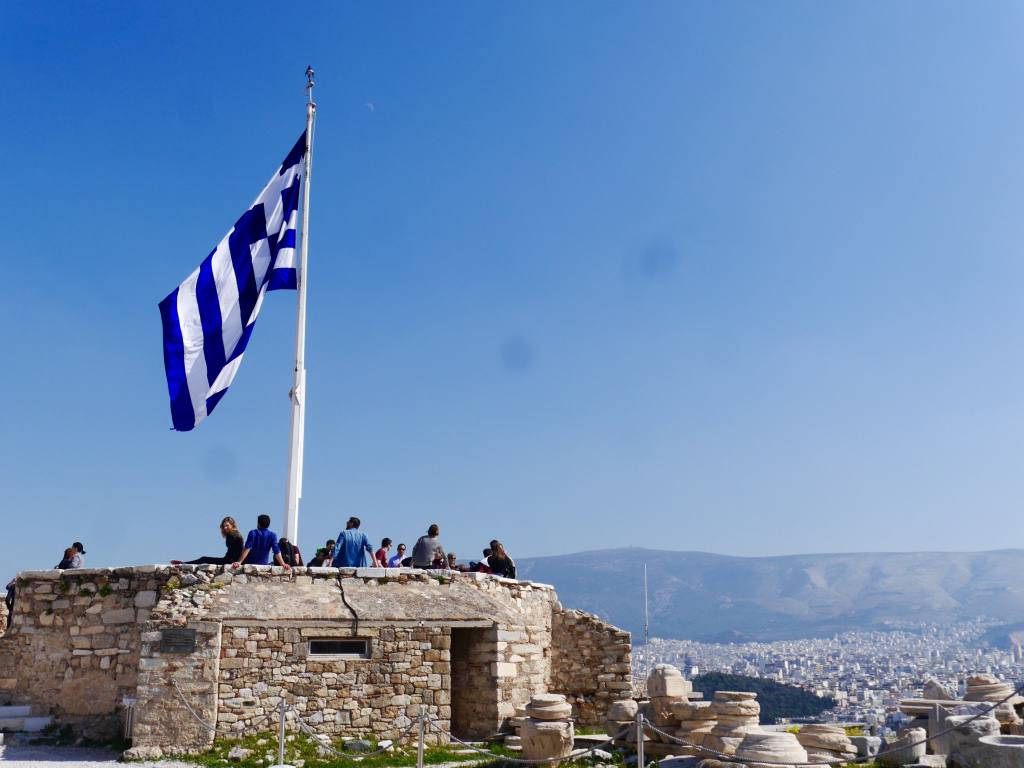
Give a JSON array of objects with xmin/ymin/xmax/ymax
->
[
  {"xmin": 713, "ymin": 691, "xmax": 757, "ymax": 702},
  {"xmin": 851, "ymin": 735, "xmax": 882, "ymax": 757},
  {"xmin": 795, "ymin": 724, "xmax": 854, "ymax": 755},
  {"xmin": 966, "ymin": 674, "xmax": 1017, "ymax": 703},
  {"xmin": 735, "ymin": 731, "xmax": 808, "ymax": 768},
  {"xmin": 526, "ymin": 693, "xmax": 572, "ymax": 721},
  {"xmin": 648, "ymin": 664, "xmax": 692, "ymax": 698},
  {"xmin": 974, "ymin": 735, "xmax": 1024, "ymax": 768},
  {"xmin": 651, "ymin": 695, "xmax": 686, "ymax": 726},
  {"xmin": 948, "ymin": 715, "xmax": 1001, "ymax": 768},
  {"xmin": 521, "ymin": 719, "xmax": 574, "ymax": 763},
  {"xmin": 922, "ymin": 679, "xmax": 955, "ymax": 701},
  {"xmin": 713, "ymin": 700, "xmax": 760, "ymax": 718},
  {"xmin": 673, "ymin": 701, "xmax": 716, "ymax": 721},
  {"xmin": 101, "ymin": 608, "xmax": 135, "ymax": 624},
  {"xmin": 703, "ymin": 733, "xmax": 747, "ymax": 756},
  {"xmin": 879, "ymin": 727, "xmax": 926, "ymax": 767},
  {"xmin": 608, "ymin": 699, "xmax": 638, "ymax": 721}
]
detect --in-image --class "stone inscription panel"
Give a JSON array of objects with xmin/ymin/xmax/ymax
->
[{"xmin": 160, "ymin": 628, "xmax": 197, "ymax": 654}]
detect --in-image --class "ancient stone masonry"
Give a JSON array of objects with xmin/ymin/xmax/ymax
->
[
  {"xmin": 0, "ymin": 566, "xmax": 164, "ymax": 740},
  {"xmin": 0, "ymin": 565, "xmax": 631, "ymax": 758},
  {"xmin": 550, "ymin": 607, "xmax": 632, "ymax": 725}
]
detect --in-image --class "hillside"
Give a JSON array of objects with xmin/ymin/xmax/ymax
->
[
  {"xmin": 691, "ymin": 673, "xmax": 835, "ymax": 724},
  {"xmin": 516, "ymin": 547, "xmax": 1024, "ymax": 641}
]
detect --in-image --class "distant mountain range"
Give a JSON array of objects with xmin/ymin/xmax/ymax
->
[{"xmin": 516, "ymin": 548, "xmax": 1024, "ymax": 642}]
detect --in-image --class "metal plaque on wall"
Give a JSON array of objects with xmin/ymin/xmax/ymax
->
[{"xmin": 160, "ymin": 628, "xmax": 197, "ymax": 654}]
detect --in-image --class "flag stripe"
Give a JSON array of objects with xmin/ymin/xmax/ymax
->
[
  {"xmin": 176, "ymin": 272, "xmax": 209, "ymax": 425},
  {"xmin": 159, "ymin": 131, "xmax": 305, "ymax": 430},
  {"xmin": 196, "ymin": 253, "xmax": 226, "ymax": 387},
  {"xmin": 158, "ymin": 287, "xmax": 195, "ymax": 431}
]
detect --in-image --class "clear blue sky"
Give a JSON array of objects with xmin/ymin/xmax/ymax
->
[{"xmin": 2, "ymin": 1, "xmax": 1024, "ymax": 577}]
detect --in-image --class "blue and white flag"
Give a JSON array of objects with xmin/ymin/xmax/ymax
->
[{"xmin": 159, "ymin": 133, "xmax": 305, "ymax": 431}]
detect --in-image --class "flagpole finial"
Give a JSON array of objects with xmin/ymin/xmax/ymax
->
[{"xmin": 305, "ymin": 66, "xmax": 315, "ymax": 103}]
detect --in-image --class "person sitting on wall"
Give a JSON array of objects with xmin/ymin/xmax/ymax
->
[
  {"xmin": 232, "ymin": 514, "xmax": 290, "ymax": 568},
  {"xmin": 387, "ymin": 543, "xmax": 407, "ymax": 568},
  {"xmin": 70, "ymin": 542, "xmax": 86, "ymax": 568},
  {"xmin": 411, "ymin": 524, "xmax": 446, "ymax": 569},
  {"xmin": 171, "ymin": 516, "xmax": 244, "ymax": 565},
  {"xmin": 56, "ymin": 547, "xmax": 77, "ymax": 569},
  {"xmin": 307, "ymin": 540, "xmax": 335, "ymax": 567},
  {"xmin": 446, "ymin": 552, "xmax": 469, "ymax": 572},
  {"xmin": 279, "ymin": 538, "xmax": 304, "ymax": 567},
  {"xmin": 374, "ymin": 538, "xmax": 393, "ymax": 567},
  {"xmin": 332, "ymin": 517, "xmax": 374, "ymax": 568},
  {"xmin": 470, "ymin": 547, "xmax": 492, "ymax": 573},
  {"xmin": 307, "ymin": 547, "xmax": 328, "ymax": 567},
  {"xmin": 487, "ymin": 539, "xmax": 517, "ymax": 579}
]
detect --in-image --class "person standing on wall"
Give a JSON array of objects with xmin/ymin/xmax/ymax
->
[{"xmin": 331, "ymin": 517, "xmax": 374, "ymax": 568}]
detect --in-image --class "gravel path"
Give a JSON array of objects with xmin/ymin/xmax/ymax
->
[{"xmin": 0, "ymin": 742, "xmax": 201, "ymax": 766}]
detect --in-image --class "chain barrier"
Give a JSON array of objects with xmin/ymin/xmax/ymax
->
[
  {"xmin": 634, "ymin": 682, "xmax": 1024, "ymax": 767},
  {"xmin": 171, "ymin": 678, "xmax": 1024, "ymax": 767}
]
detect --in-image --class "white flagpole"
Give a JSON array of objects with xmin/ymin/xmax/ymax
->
[{"xmin": 284, "ymin": 66, "xmax": 316, "ymax": 545}]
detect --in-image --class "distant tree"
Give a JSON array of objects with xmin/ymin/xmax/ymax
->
[{"xmin": 692, "ymin": 672, "xmax": 836, "ymax": 724}]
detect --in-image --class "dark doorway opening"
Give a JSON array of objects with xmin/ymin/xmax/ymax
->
[{"xmin": 450, "ymin": 627, "xmax": 500, "ymax": 739}]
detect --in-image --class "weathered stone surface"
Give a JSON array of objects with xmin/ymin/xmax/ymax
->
[
  {"xmin": 948, "ymin": 715, "xmax": 1002, "ymax": 768},
  {"xmin": 922, "ymin": 679, "xmax": 955, "ymax": 701},
  {"xmin": 879, "ymin": 727, "xmax": 926, "ymax": 767},
  {"xmin": 123, "ymin": 745, "xmax": 163, "ymax": 760},
  {"xmin": 522, "ymin": 718, "xmax": 574, "ymax": 763},
  {"xmin": 526, "ymin": 693, "xmax": 573, "ymax": 721},
  {"xmin": 851, "ymin": 734, "xmax": 882, "ymax": 757},
  {"xmin": 735, "ymin": 731, "xmax": 808, "ymax": 768},
  {"xmin": 608, "ymin": 699, "xmax": 638, "ymax": 721},
  {"xmin": 973, "ymin": 735, "xmax": 1024, "ymax": 768},
  {"xmin": 714, "ymin": 691, "xmax": 757, "ymax": 702},
  {"xmin": 673, "ymin": 701, "xmax": 716, "ymax": 720},
  {"xmin": 648, "ymin": 664, "xmax": 692, "ymax": 698},
  {"xmin": 965, "ymin": 674, "xmax": 1018, "ymax": 703},
  {"xmin": 795, "ymin": 724, "xmax": 855, "ymax": 756}
]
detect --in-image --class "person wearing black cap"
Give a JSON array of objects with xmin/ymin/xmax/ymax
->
[{"xmin": 70, "ymin": 542, "xmax": 86, "ymax": 569}]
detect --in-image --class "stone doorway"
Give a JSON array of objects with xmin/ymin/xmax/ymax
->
[{"xmin": 450, "ymin": 627, "xmax": 500, "ymax": 740}]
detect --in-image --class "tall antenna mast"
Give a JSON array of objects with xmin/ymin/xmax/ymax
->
[
  {"xmin": 283, "ymin": 65, "xmax": 317, "ymax": 544},
  {"xmin": 643, "ymin": 563, "xmax": 651, "ymax": 684}
]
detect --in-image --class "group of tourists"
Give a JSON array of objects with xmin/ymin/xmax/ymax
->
[
  {"xmin": 1, "ymin": 520, "xmax": 516, "ymax": 626},
  {"xmin": 4, "ymin": 540, "xmax": 87, "ymax": 627},
  {"xmin": 172, "ymin": 514, "xmax": 517, "ymax": 578}
]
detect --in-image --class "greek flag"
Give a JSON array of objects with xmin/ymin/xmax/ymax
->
[{"xmin": 159, "ymin": 133, "xmax": 305, "ymax": 431}]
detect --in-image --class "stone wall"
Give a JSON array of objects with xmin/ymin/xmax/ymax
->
[
  {"xmin": 218, "ymin": 623, "xmax": 450, "ymax": 742},
  {"xmin": 551, "ymin": 606, "xmax": 632, "ymax": 725},
  {"xmin": 0, "ymin": 567, "xmax": 167, "ymax": 739},
  {"xmin": 0, "ymin": 565, "xmax": 631, "ymax": 756}
]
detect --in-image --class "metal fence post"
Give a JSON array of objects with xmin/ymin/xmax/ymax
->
[
  {"xmin": 417, "ymin": 709, "xmax": 426, "ymax": 768},
  {"xmin": 636, "ymin": 712, "xmax": 645, "ymax": 768},
  {"xmin": 278, "ymin": 700, "xmax": 287, "ymax": 766}
]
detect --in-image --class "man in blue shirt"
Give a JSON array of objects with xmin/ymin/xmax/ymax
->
[
  {"xmin": 233, "ymin": 515, "xmax": 289, "ymax": 568},
  {"xmin": 332, "ymin": 517, "xmax": 374, "ymax": 567}
]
